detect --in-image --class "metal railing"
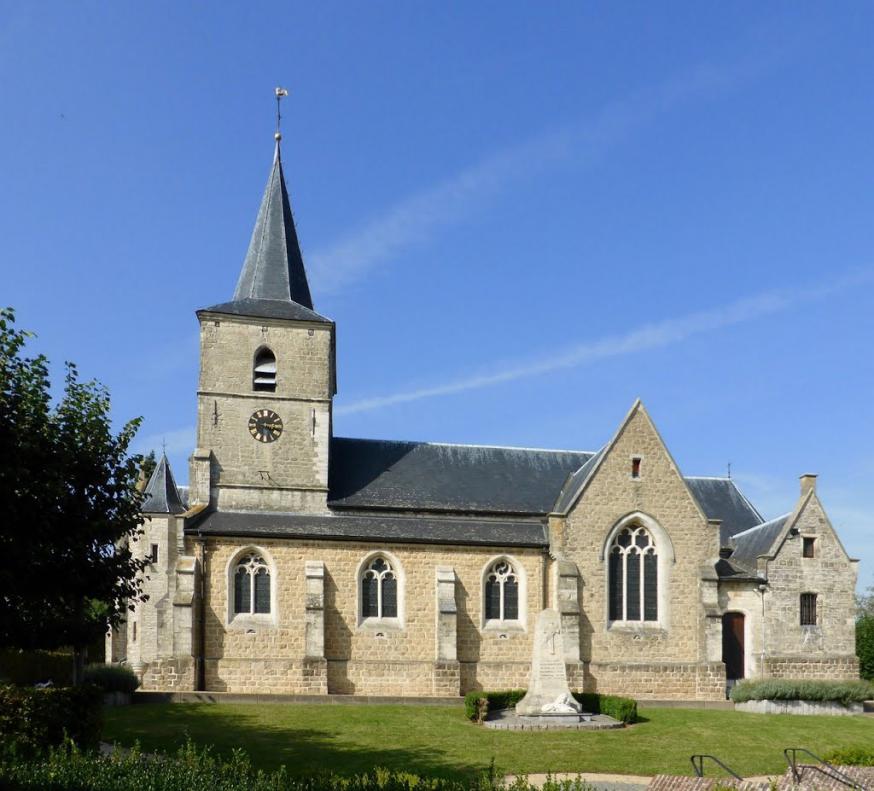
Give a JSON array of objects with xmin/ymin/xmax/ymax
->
[
  {"xmin": 784, "ymin": 747, "xmax": 868, "ymax": 790},
  {"xmin": 690, "ymin": 754, "xmax": 744, "ymax": 781}
]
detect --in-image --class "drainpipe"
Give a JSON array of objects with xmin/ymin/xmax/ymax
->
[
  {"xmin": 758, "ymin": 583, "xmax": 768, "ymax": 678},
  {"xmin": 196, "ymin": 535, "xmax": 207, "ymax": 691}
]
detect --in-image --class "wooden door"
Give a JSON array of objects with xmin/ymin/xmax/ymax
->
[{"xmin": 722, "ymin": 612, "xmax": 745, "ymax": 680}]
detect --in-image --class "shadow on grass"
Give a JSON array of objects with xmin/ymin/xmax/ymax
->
[{"xmin": 104, "ymin": 703, "xmax": 486, "ymax": 780}]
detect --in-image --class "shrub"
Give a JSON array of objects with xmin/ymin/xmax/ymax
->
[
  {"xmin": 730, "ymin": 678, "xmax": 874, "ymax": 706},
  {"xmin": 0, "ymin": 649, "xmax": 73, "ymax": 686},
  {"xmin": 464, "ymin": 689, "xmax": 638, "ymax": 724},
  {"xmin": 82, "ymin": 663, "xmax": 140, "ymax": 694},
  {"xmin": 0, "ymin": 739, "xmax": 600, "ymax": 791},
  {"xmin": 822, "ymin": 746, "xmax": 874, "ymax": 766},
  {"xmin": 0, "ymin": 684, "xmax": 102, "ymax": 754},
  {"xmin": 857, "ymin": 615, "xmax": 874, "ymax": 681}
]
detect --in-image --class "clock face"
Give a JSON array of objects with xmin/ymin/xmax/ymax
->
[{"xmin": 248, "ymin": 409, "xmax": 283, "ymax": 443}]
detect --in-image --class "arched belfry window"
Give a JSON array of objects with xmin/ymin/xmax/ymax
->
[
  {"xmin": 361, "ymin": 556, "xmax": 398, "ymax": 620},
  {"xmin": 233, "ymin": 553, "xmax": 271, "ymax": 615},
  {"xmin": 608, "ymin": 525, "xmax": 658, "ymax": 622},
  {"xmin": 253, "ymin": 348, "xmax": 276, "ymax": 392},
  {"xmin": 485, "ymin": 559, "xmax": 520, "ymax": 622}
]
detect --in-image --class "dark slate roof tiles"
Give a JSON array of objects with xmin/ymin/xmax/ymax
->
[
  {"xmin": 327, "ymin": 437, "xmax": 593, "ymax": 515},
  {"xmin": 142, "ymin": 454, "xmax": 185, "ymax": 515},
  {"xmin": 729, "ymin": 515, "xmax": 789, "ymax": 573},
  {"xmin": 553, "ymin": 445, "xmax": 606, "ymax": 513},
  {"xmin": 235, "ymin": 143, "xmax": 314, "ymax": 309},
  {"xmin": 187, "ymin": 510, "xmax": 548, "ymax": 548},
  {"xmin": 197, "ymin": 297, "xmax": 330, "ymax": 324},
  {"xmin": 685, "ymin": 477, "xmax": 764, "ymax": 545}
]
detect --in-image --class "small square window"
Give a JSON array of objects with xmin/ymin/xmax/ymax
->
[
  {"xmin": 150, "ymin": 543, "xmax": 159, "ymax": 564},
  {"xmin": 631, "ymin": 457, "xmax": 642, "ymax": 479},
  {"xmin": 802, "ymin": 537, "xmax": 815, "ymax": 558}
]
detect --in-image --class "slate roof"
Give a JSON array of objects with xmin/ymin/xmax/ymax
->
[
  {"xmin": 729, "ymin": 515, "xmax": 789, "ymax": 573},
  {"xmin": 198, "ymin": 297, "xmax": 330, "ymax": 324},
  {"xmin": 684, "ymin": 477, "xmax": 764, "ymax": 545},
  {"xmin": 200, "ymin": 141, "xmax": 328, "ymax": 323},
  {"xmin": 187, "ymin": 510, "xmax": 547, "ymax": 548},
  {"xmin": 327, "ymin": 437, "xmax": 594, "ymax": 515},
  {"xmin": 142, "ymin": 454, "xmax": 185, "ymax": 515},
  {"xmin": 553, "ymin": 446, "xmax": 606, "ymax": 513}
]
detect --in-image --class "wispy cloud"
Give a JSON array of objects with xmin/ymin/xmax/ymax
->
[
  {"xmin": 335, "ymin": 269, "xmax": 872, "ymax": 416},
  {"xmin": 308, "ymin": 47, "xmax": 788, "ymax": 295}
]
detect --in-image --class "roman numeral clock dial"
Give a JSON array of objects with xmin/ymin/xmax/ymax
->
[{"xmin": 248, "ymin": 409, "xmax": 283, "ymax": 443}]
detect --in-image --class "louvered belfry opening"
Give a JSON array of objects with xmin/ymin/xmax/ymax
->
[{"xmin": 253, "ymin": 348, "xmax": 277, "ymax": 392}]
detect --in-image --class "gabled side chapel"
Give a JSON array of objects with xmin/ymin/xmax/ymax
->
[{"xmin": 107, "ymin": 135, "xmax": 859, "ymax": 700}]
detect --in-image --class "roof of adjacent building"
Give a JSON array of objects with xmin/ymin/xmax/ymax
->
[
  {"xmin": 200, "ymin": 141, "xmax": 329, "ymax": 324},
  {"xmin": 728, "ymin": 514, "xmax": 789, "ymax": 573},
  {"xmin": 187, "ymin": 510, "xmax": 548, "ymax": 548},
  {"xmin": 142, "ymin": 454, "xmax": 186, "ymax": 515},
  {"xmin": 327, "ymin": 437, "xmax": 594, "ymax": 515},
  {"xmin": 684, "ymin": 477, "xmax": 764, "ymax": 545}
]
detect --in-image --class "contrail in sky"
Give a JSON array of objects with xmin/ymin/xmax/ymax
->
[
  {"xmin": 334, "ymin": 270, "xmax": 872, "ymax": 416},
  {"xmin": 308, "ymin": 47, "xmax": 788, "ymax": 295}
]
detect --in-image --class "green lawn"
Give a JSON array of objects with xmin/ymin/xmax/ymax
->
[{"xmin": 103, "ymin": 703, "xmax": 874, "ymax": 780}]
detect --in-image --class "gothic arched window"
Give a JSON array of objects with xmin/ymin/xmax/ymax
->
[
  {"xmin": 608, "ymin": 526, "xmax": 658, "ymax": 622},
  {"xmin": 253, "ymin": 348, "xmax": 277, "ymax": 392},
  {"xmin": 361, "ymin": 556, "xmax": 398, "ymax": 620},
  {"xmin": 233, "ymin": 553, "xmax": 271, "ymax": 615},
  {"xmin": 484, "ymin": 559, "xmax": 520, "ymax": 622}
]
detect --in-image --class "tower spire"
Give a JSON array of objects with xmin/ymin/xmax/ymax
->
[{"xmin": 231, "ymin": 87, "xmax": 314, "ymax": 310}]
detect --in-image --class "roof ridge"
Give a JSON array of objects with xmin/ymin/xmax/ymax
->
[
  {"xmin": 732, "ymin": 513, "xmax": 791, "ymax": 539},
  {"xmin": 333, "ymin": 436, "xmax": 594, "ymax": 455}
]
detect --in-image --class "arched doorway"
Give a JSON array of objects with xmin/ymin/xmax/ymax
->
[{"xmin": 722, "ymin": 612, "xmax": 745, "ymax": 695}]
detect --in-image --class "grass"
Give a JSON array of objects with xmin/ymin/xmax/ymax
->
[{"xmin": 102, "ymin": 703, "xmax": 874, "ymax": 780}]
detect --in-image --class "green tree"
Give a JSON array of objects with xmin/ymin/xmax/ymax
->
[
  {"xmin": 140, "ymin": 450, "xmax": 158, "ymax": 488},
  {"xmin": 0, "ymin": 308, "xmax": 148, "ymax": 683},
  {"xmin": 858, "ymin": 584, "xmax": 874, "ymax": 681}
]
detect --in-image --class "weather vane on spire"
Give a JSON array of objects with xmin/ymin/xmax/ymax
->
[{"xmin": 275, "ymin": 86, "xmax": 289, "ymax": 141}]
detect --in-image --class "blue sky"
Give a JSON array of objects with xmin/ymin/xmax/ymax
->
[{"xmin": 1, "ymin": 3, "xmax": 872, "ymax": 590}]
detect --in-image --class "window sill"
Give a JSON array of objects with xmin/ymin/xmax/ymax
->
[
  {"xmin": 482, "ymin": 620, "xmax": 526, "ymax": 635},
  {"xmin": 358, "ymin": 618, "xmax": 403, "ymax": 634},
  {"xmin": 227, "ymin": 614, "xmax": 276, "ymax": 632},
  {"xmin": 607, "ymin": 621, "xmax": 666, "ymax": 636}
]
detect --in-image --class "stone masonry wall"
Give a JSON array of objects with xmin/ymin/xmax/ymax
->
[
  {"xmin": 562, "ymin": 405, "xmax": 718, "ymax": 671},
  {"xmin": 193, "ymin": 537, "xmax": 546, "ymax": 696},
  {"xmin": 196, "ymin": 313, "xmax": 333, "ymax": 513},
  {"xmin": 762, "ymin": 494, "xmax": 858, "ymax": 664}
]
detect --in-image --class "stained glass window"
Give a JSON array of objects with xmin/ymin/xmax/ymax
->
[
  {"xmin": 608, "ymin": 526, "xmax": 658, "ymax": 622},
  {"xmin": 484, "ymin": 559, "xmax": 520, "ymax": 623},
  {"xmin": 233, "ymin": 554, "xmax": 270, "ymax": 615}
]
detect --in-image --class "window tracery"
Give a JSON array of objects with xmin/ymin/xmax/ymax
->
[
  {"xmin": 233, "ymin": 553, "xmax": 271, "ymax": 615},
  {"xmin": 484, "ymin": 559, "xmax": 520, "ymax": 622},
  {"xmin": 608, "ymin": 525, "xmax": 658, "ymax": 622}
]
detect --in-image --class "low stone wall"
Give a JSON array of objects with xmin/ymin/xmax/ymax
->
[
  {"xmin": 460, "ymin": 661, "xmax": 530, "ymax": 694},
  {"xmin": 588, "ymin": 661, "xmax": 726, "ymax": 701},
  {"xmin": 763, "ymin": 655, "xmax": 859, "ymax": 680},
  {"xmin": 736, "ymin": 699, "xmax": 863, "ymax": 716},
  {"xmin": 202, "ymin": 657, "xmax": 326, "ymax": 694}
]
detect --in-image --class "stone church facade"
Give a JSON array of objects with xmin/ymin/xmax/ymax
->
[{"xmin": 107, "ymin": 137, "xmax": 859, "ymax": 700}]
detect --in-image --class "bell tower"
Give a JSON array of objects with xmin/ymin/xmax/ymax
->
[{"xmin": 189, "ymin": 112, "xmax": 336, "ymax": 514}]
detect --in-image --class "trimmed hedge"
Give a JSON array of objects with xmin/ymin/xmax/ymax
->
[
  {"xmin": 730, "ymin": 679, "xmax": 874, "ymax": 706},
  {"xmin": 857, "ymin": 615, "xmax": 874, "ymax": 681},
  {"xmin": 0, "ymin": 684, "xmax": 102, "ymax": 754},
  {"xmin": 0, "ymin": 740, "xmax": 600, "ymax": 791},
  {"xmin": 463, "ymin": 689, "xmax": 638, "ymax": 724},
  {"xmin": 82, "ymin": 664, "xmax": 140, "ymax": 694}
]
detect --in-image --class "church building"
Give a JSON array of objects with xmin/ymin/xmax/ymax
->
[{"xmin": 107, "ymin": 132, "xmax": 859, "ymax": 700}]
